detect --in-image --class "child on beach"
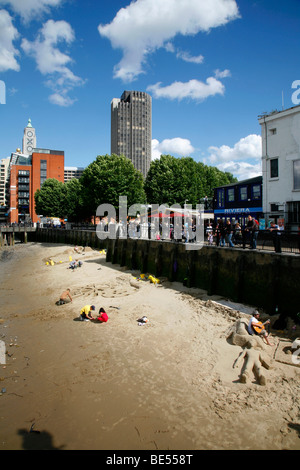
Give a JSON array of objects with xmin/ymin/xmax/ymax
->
[
  {"xmin": 56, "ymin": 288, "xmax": 72, "ymax": 305},
  {"xmin": 79, "ymin": 305, "xmax": 95, "ymax": 321},
  {"xmin": 94, "ymin": 307, "xmax": 108, "ymax": 323}
]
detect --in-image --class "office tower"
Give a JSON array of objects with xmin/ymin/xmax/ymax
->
[{"xmin": 111, "ymin": 90, "xmax": 152, "ymax": 177}]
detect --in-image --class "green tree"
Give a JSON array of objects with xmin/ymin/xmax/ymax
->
[
  {"xmin": 80, "ymin": 154, "xmax": 146, "ymax": 218},
  {"xmin": 35, "ymin": 179, "xmax": 66, "ymax": 218},
  {"xmin": 145, "ymin": 154, "xmax": 237, "ymax": 206},
  {"xmin": 64, "ymin": 178, "xmax": 84, "ymax": 222}
]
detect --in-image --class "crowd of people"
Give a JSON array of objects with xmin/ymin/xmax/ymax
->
[
  {"xmin": 96, "ymin": 214, "xmax": 287, "ymax": 251},
  {"xmin": 206, "ymin": 216, "xmax": 259, "ymax": 249},
  {"xmin": 206, "ymin": 216, "xmax": 285, "ymax": 251}
]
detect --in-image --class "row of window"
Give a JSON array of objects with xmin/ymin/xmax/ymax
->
[
  {"xmin": 41, "ymin": 160, "xmax": 47, "ymax": 186},
  {"xmin": 216, "ymin": 184, "xmax": 261, "ymax": 208}
]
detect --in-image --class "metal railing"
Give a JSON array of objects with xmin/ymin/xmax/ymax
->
[
  {"xmin": 36, "ymin": 223, "xmax": 300, "ymax": 255},
  {"xmin": 213, "ymin": 230, "xmax": 300, "ymax": 254}
]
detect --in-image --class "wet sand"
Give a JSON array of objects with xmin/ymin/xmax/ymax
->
[{"xmin": 0, "ymin": 242, "xmax": 299, "ymax": 450}]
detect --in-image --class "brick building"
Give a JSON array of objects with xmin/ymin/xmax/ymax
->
[
  {"xmin": 7, "ymin": 120, "xmax": 64, "ymax": 224},
  {"xmin": 8, "ymin": 149, "xmax": 64, "ymax": 224}
]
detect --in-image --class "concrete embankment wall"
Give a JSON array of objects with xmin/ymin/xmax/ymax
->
[{"xmin": 33, "ymin": 229, "xmax": 300, "ymax": 318}]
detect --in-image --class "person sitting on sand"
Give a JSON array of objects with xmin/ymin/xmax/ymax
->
[
  {"xmin": 248, "ymin": 310, "xmax": 273, "ymax": 346},
  {"xmin": 57, "ymin": 288, "xmax": 72, "ymax": 305},
  {"xmin": 69, "ymin": 260, "xmax": 82, "ymax": 270},
  {"xmin": 79, "ymin": 305, "xmax": 95, "ymax": 321},
  {"xmin": 94, "ymin": 307, "xmax": 108, "ymax": 323}
]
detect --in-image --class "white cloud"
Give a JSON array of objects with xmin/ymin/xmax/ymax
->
[
  {"xmin": 214, "ymin": 68, "xmax": 231, "ymax": 79},
  {"xmin": 176, "ymin": 50, "xmax": 204, "ymax": 64},
  {"xmin": 21, "ymin": 20, "xmax": 75, "ymax": 75},
  {"xmin": 0, "ymin": 0, "xmax": 63, "ymax": 22},
  {"xmin": 207, "ymin": 134, "xmax": 262, "ymax": 180},
  {"xmin": 49, "ymin": 92, "xmax": 76, "ymax": 107},
  {"xmin": 147, "ymin": 77, "xmax": 225, "ymax": 101},
  {"xmin": 21, "ymin": 20, "xmax": 85, "ymax": 106},
  {"xmin": 98, "ymin": 0, "xmax": 240, "ymax": 81},
  {"xmin": 0, "ymin": 9, "xmax": 20, "ymax": 72},
  {"xmin": 152, "ymin": 137, "xmax": 195, "ymax": 160},
  {"xmin": 208, "ymin": 134, "xmax": 262, "ymax": 163},
  {"xmin": 217, "ymin": 160, "xmax": 262, "ymax": 181}
]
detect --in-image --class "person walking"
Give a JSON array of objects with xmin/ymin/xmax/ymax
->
[{"xmin": 226, "ymin": 219, "xmax": 235, "ymax": 247}]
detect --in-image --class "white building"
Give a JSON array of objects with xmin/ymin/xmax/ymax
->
[
  {"xmin": 258, "ymin": 105, "xmax": 300, "ymax": 230},
  {"xmin": 0, "ymin": 156, "xmax": 10, "ymax": 207},
  {"xmin": 64, "ymin": 166, "xmax": 85, "ymax": 183}
]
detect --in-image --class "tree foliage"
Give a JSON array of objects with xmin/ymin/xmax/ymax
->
[
  {"xmin": 34, "ymin": 153, "xmax": 237, "ymax": 222},
  {"xmin": 35, "ymin": 179, "xmax": 66, "ymax": 218},
  {"xmin": 144, "ymin": 155, "xmax": 237, "ymax": 206},
  {"xmin": 80, "ymin": 154, "xmax": 146, "ymax": 216}
]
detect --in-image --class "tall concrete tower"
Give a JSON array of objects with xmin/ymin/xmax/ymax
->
[
  {"xmin": 111, "ymin": 90, "xmax": 152, "ymax": 177},
  {"xmin": 22, "ymin": 118, "xmax": 36, "ymax": 155}
]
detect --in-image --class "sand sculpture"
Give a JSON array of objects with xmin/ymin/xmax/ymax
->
[{"xmin": 228, "ymin": 318, "xmax": 273, "ymax": 386}]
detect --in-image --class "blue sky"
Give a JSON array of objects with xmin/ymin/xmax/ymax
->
[{"xmin": 0, "ymin": 0, "xmax": 299, "ymax": 181}]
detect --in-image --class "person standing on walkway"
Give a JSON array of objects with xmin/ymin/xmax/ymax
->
[
  {"xmin": 225, "ymin": 219, "xmax": 235, "ymax": 247},
  {"xmin": 245, "ymin": 215, "xmax": 258, "ymax": 249}
]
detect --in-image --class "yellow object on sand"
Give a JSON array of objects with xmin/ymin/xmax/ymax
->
[
  {"xmin": 69, "ymin": 256, "xmax": 72, "ymax": 262},
  {"xmin": 148, "ymin": 275, "xmax": 160, "ymax": 285},
  {"xmin": 46, "ymin": 262, "xmax": 49, "ymax": 265},
  {"xmin": 50, "ymin": 260, "xmax": 55, "ymax": 266}
]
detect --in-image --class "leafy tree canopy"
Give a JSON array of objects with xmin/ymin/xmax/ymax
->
[
  {"xmin": 144, "ymin": 155, "xmax": 237, "ymax": 206},
  {"xmin": 80, "ymin": 154, "xmax": 146, "ymax": 217},
  {"xmin": 34, "ymin": 178, "xmax": 66, "ymax": 219}
]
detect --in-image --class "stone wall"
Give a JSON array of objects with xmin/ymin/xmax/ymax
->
[{"xmin": 34, "ymin": 229, "xmax": 300, "ymax": 318}]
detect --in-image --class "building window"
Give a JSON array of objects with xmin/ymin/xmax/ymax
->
[
  {"xmin": 288, "ymin": 202, "xmax": 300, "ymax": 224},
  {"xmin": 227, "ymin": 188, "xmax": 235, "ymax": 202},
  {"xmin": 271, "ymin": 204, "xmax": 279, "ymax": 212},
  {"xmin": 270, "ymin": 158, "xmax": 278, "ymax": 178},
  {"xmin": 40, "ymin": 160, "xmax": 47, "ymax": 186},
  {"xmin": 217, "ymin": 189, "xmax": 224, "ymax": 208},
  {"xmin": 239, "ymin": 186, "xmax": 248, "ymax": 201},
  {"xmin": 270, "ymin": 128, "xmax": 277, "ymax": 135},
  {"xmin": 252, "ymin": 184, "xmax": 261, "ymax": 200},
  {"xmin": 293, "ymin": 160, "xmax": 300, "ymax": 190}
]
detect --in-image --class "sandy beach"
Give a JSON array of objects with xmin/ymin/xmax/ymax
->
[{"xmin": 0, "ymin": 242, "xmax": 299, "ymax": 451}]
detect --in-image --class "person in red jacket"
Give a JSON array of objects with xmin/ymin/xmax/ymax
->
[{"xmin": 96, "ymin": 307, "xmax": 108, "ymax": 323}]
